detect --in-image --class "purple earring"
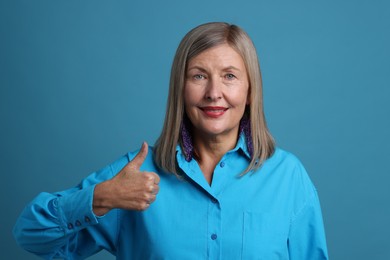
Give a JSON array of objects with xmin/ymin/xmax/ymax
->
[
  {"xmin": 180, "ymin": 116, "xmax": 194, "ymax": 162},
  {"xmin": 239, "ymin": 113, "xmax": 254, "ymax": 158}
]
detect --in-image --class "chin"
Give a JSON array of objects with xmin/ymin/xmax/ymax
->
[{"xmin": 200, "ymin": 125, "xmax": 236, "ymax": 137}]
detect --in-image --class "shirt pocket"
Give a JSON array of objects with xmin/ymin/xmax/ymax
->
[{"xmin": 242, "ymin": 211, "xmax": 290, "ymax": 260}]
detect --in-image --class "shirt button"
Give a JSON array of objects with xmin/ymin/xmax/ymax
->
[
  {"xmin": 219, "ymin": 161, "xmax": 225, "ymax": 168},
  {"xmin": 75, "ymin": 220, "xmax": 81, "ymax": 227},
  {"xmin": 67, "ymin": 223, "xmax": 74, "ymax": 230},
  {"xmin": 85, "ymin": 216, "xmax": 91, "ymax": 223},
  {"xmin": 211, "ymin": 234, "xmax": 217, "ymax": 240},
  {"xmin": 211, "ymin": 198, "xmax": 218, "ymax": 204}
]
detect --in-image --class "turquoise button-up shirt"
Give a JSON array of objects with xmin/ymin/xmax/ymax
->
[{"xmin": 14, "ymin": 134, "xmax": 328, "ymax": 259}]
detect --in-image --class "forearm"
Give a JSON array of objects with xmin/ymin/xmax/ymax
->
[{"xmin": 13, "ymin": 186, "xmax": 99, "ymax": 258}]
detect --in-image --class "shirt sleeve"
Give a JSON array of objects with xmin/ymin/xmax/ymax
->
[
  {"xmin": 287, "ymin": 162, "xmax": 329, "ymax": 260},
  {"xmin": 13, "ymin": 156, "xmax": 128, "ymax": 259}
]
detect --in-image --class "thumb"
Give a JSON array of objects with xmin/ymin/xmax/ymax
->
[{"xmin": 129, "ymin": 142, "xmax": 148, "ymax": 169}]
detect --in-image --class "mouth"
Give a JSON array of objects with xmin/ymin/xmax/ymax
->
[{"xmin": 199, "ymin": 106, "xmax": 228, "ymax": 118}]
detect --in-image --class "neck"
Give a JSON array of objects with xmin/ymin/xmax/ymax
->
[
  {"xmin": 193, "ymin": 136, "xmax": 230, "ymax": 161},
  {"xmin": 192, "ymin": 130, "xmax": 239, "ymax": 185},
  {"xmin": 193, "ymin": 130, "xmax": 238, "ymax": 164}
]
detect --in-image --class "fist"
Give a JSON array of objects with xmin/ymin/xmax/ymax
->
[{"xmin": 93, "ymin": 142, "xmax": 160, "ymax": 215}]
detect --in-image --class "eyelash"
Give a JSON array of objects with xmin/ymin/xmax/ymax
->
[
  {"xmin": 193, "ymin": 74, "xmax": 206, "ymax": 80},
  {"xmin": 225, "ymin": 73, "xmax": 236, "ymax": 80},
  {"xmin": 192, "ymin": 74, "xmax": 236, "ymax": 80}
]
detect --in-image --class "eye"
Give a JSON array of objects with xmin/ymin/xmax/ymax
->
[
  {"xmin": 193, "ymin": 74, "xmax": 206, "ymax": 80},
  {"xmin": 225, "ymin": 73, "xmax": 236, "ymax": 80}
]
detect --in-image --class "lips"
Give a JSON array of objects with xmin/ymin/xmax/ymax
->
[{"xmin": 200, "ymin": 106, "xmax": 228, "ymax": 118}]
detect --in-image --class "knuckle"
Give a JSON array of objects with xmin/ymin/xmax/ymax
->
[
  {"xmin": 142, "ymin": 174, "xmax": 152, "ymax": 182},
  {"xmin": 145, "ymin": 173, "xmax": 154, "ymax": 181},
  {"xmin": 141, "ymin": 202, "xmax": 150, "ymax": 210},
  {"xmin": 154, "ymin": 173, "xmax": 160, "ymax": 181},
  {"xmin": 135, "ymin": 201, "xmax": 149, "ymax": 211},
  {"xmin": 143, "ymin": 182, "xmax": 151, "ymax": 190},
  {"xmin": 142, "ymin": 193, "xmax": 149, "ymax": 200},
  {"xmin": 136, "ymin": 204, "xmax": 146, "ymax": 211}
]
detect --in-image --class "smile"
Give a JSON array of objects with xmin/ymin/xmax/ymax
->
[{"xmin": 200, "ymin": 106, "xmax": 228, "ymax": 118}]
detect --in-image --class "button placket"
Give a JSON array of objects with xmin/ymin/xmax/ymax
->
[{"xmin": 207, "ymin": 195, "xmax": 221, "ymax": 259}]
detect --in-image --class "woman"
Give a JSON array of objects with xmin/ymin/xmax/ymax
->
[{"xmin": 14, "ymin": 22, "xmax": 329, "ymax": 259}]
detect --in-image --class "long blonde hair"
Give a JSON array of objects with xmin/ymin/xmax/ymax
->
[{"xmin": 154, "ymin": 22, "xmax": 275, "ymax": 175}]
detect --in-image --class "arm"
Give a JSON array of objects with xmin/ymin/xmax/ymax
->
[
  {"xmin": 13, "ymin": 165, "xmax": 119, "ymax": 259},
  {"xmin": 283, "ymin": 154, "xmax": 329, "ymax": 260},
  {"xmin": 288, "ymin": 187, "xmax": 329, "ymax": 260},
  {"xmin": 13, "ymin": 143, "xmax": 160, "ymax": 259}
]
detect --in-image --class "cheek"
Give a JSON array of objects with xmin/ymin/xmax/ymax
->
[
  {"xmin": 183, "ymin": 85, "xmax": 197, "ymax": 115},
  {"xmin": 183, "ymin": 86, "xmax": 192, "ymax": 109},
  {"xmin": 242, "ymin": 85, "xmax": 250, "ymax": 105},
  {"xmin": 231, "ymin": 88, "xmax": 250, "ymax": 107},
  {"xmin": 184, "ymin": 84, "xmax": 202, "ymax": 106}
]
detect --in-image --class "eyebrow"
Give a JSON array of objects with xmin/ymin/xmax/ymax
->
[
  {"xmin": 187, "ymin": 65, "xmax": 242, "ymax": 72},
  {"xmin": 222, "ymin": 66, "xmax": 241, "ymax": 72},
  {"xmin": 187, "ymin": 66, "xmax": 208, "ymax": 73}
]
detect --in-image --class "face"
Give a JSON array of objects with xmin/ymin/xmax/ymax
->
[{"xmin": 184, "ymin": 43, "xmax": 249, "ymax": 140}]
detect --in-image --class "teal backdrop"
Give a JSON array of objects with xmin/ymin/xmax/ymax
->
[{"xmin": 1, "ymin": 0, "xmax": 389, "ymax": 259}]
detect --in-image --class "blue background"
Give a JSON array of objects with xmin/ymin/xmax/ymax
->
[{"xmin": 1, "ymin": 0, "xmax": 389, "ymax": 259}]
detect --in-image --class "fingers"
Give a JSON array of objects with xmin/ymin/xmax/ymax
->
[
  {"xmin": 129, "ymin": 142, "xmax": 148, "ymax": 169},
  {"xmin": 144, "ymin": 173, "xmax": 160, "ymax": 206},
  {"xmin": 144, "ymin": 172, "xmax": 160, "ymax": 192},
  {"xmin": 145, "ymin": 171, "xmax": 160, "ymax": 184},
  {"xmin": 110, "ymin": 142, "xmax": 161, "ymax": 212},
  {"xmin": 149, "ymin": 183, "xmax": 160, "ymax": 195},
  {"xmin": 137, "ymin": 182, "xmax": 158, "ymax": 210},
  {"xmin": 146, "ymin": 193, "xmax": 157, "ymax": 204},
  {"xmin": 154, "ymin": 174, "xmax": 160, "ymax": 185}
]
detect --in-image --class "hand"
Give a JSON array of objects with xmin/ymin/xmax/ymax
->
[{"xmin": 93, "ymin": 142, "xmax": 160, "ymax": 216}]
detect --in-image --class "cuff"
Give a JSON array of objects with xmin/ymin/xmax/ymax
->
[{"xmin": 55, "ymin": 185, "xmax": 99, "ymax": 234}]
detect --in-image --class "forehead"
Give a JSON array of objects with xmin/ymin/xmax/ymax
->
[{"xmin": 187, "ymin": 44, "xmax": 245, "ymax": 70}]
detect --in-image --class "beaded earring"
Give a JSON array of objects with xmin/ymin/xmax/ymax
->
[
  {"xmin": 239, "ymin": 113, "xmax": 254, "ymax": 158},
  {"xmin": 180, "ymin": 116, "xmax": 194, "ymax": 162}
]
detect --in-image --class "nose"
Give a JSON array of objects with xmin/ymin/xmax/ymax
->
[{"xmin": 205, "ymin": 77, "xmax": 222, "ymax": 101}]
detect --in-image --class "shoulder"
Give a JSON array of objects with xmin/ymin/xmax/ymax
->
[
  {"xmin": 265, "ymin": 147, "xmax": 305, "ymax": 169},
  {"xmin": 262, "ymin": 147, "xmax": 316, "ymax": 192}
]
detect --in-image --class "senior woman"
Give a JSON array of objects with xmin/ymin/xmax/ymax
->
[{"xmin": 14, "ymin": 22, "xmax": 329, "ymax": 259}]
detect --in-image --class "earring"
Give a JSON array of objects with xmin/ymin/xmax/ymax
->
[
  {"xmin": 180, "ymin": 116, "xmax": 194, "ymax": 162},
  {"xmin": 239, "ymin": 113, "xmax": 254, "ymax": 158}
]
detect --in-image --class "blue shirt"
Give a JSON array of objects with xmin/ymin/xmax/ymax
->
[{"xmin": 13, "ymin": 134, "xmax": 329, "ymax": 259}]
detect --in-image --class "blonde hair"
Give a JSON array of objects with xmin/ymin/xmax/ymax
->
[{"xmin": 154, "ymin": 22, "xmax": 275, "ymax": 175}]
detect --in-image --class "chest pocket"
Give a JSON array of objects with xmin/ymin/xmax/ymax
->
[{"xmin": 242, "ymin": 212, "xmax": 290, "ymax": 260}]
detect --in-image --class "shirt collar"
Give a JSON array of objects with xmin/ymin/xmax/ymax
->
[
  {"xmin": 231, "ymin": 131, "xmax": 252, "ymax": 159},
  {"xmin": 176, "ymin": 131, "xmax": 252, "ymax": 162}
]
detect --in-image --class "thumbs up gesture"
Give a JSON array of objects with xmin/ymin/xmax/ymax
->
[{"xmin": 93, "ymin": 142, "xmax": 160, "ymax": 216}]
